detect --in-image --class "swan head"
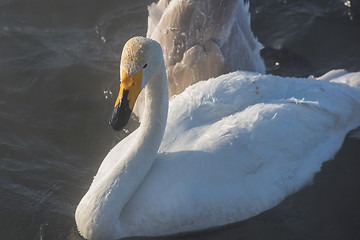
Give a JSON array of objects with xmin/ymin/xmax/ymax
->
[{"xmin": 110, "ymin": 36, "xmax": 164, "ymax": 131}]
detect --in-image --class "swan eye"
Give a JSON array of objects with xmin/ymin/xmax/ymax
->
[{"xmin": 143, "ymin": 63, "xmax": 148, "ymax": 69}]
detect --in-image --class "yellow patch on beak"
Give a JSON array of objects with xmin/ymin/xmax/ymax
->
[{"xmin": 115, "ymin": 69, "xmax": 142, "ymax": 110}]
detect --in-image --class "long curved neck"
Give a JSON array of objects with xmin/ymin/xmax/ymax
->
[
  {"xmin": 77, "ymin": 65, "xmax": 168, "ymax": 239},
  {"xmin": 111, "ymin": 67, "xmax": 169, "ymax": 218},
  {"xmin": 107, "ymin": 68, "xmax": 168, "ymax": 217},
  {"xmin": 140, "ymin": 68, "xmax": 169, "ymax": 151}
]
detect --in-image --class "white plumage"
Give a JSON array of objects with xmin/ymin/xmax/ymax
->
[{"xmin": 123, "ymin": 71, "xmax": 360, "ymax": 236}]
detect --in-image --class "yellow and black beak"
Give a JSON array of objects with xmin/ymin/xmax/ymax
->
[{"xmin": 109, "ymin": 69, "xmax": 142, "ymax": 131}]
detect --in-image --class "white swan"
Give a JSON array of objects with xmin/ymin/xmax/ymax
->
[
  {"xmin": 75, "ymin": 36, "xmax": 360, "ymax": 239},
  {"xmin": 133, "ymin": 0, "xmax": 265, "ymax": 119}
]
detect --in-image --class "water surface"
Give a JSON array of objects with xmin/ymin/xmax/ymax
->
[{"xmin": 0, "ymin": 0, "xmax": 359, "ymax": 239}]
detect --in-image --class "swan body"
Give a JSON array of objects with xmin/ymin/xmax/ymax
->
[
  {"xmin": 75, "ymin": 36, "xmax": 360, "ymax": 239},
  {"xmin": 133, "ymin": 0, "xmax": 265, "ymax": 119}
]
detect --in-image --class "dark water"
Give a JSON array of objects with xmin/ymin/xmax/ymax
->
[{"xmin": 0, "ymin": 0, "xmax": 359, "ymax": 239}]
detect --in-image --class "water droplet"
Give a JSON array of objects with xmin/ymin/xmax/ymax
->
[{"xmin": 103, "ymin": 90, "xmax": 113, "ymax": 99}]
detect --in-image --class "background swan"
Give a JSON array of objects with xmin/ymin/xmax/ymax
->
[
  {"xmin": 75, "ymin": 36, "xmax": 360, "ymax": 239},
  {"xmin": 133, "ymin": 0, "xmax": 265, "ymax": 119}
]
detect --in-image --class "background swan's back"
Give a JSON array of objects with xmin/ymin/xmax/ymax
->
[{"xmin": 147, "ymin": 0, "xmax": 265, "ymax": 96}]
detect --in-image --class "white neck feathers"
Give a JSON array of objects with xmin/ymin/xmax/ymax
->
[{"xmin": 76, "ymin": 59, "xmax": 168, "ymax": 240}]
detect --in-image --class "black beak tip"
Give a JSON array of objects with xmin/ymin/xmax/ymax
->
[
  {"xmin": 109, "ymin": 103, "xmax": 132, "ymax": 131},
  {"xmin": 109, "ymin": 117, "xmax": 127, "ymax": 131}
]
